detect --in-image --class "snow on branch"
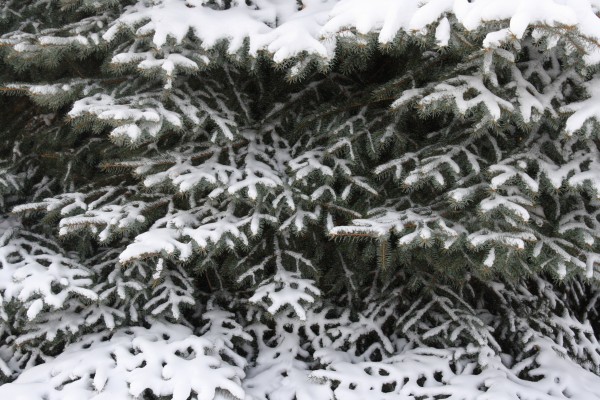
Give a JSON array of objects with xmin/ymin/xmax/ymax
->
[
  {"xmin": 96, "ymin": 0, "xmax": 600, "ymax": 66},
  {"xmin": 0, "ymin": 320, "xmax": 246, "ymax": 400}
]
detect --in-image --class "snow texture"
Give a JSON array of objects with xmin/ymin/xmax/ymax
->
[
  {"xmin": 97, "ymin": 0, "xmax": 600, "ymax": 65},
  {"xmin": 0, "ymin": 320, "xmax": 245, "ymax": 400},
  {"xmin": 3, "ymin": 0, "xmax": 600, "ymax": 399}
]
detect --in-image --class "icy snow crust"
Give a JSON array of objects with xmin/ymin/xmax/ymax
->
[{"xmin": 101, "ymin": 0, "xmax": 600, "ymax": 65}]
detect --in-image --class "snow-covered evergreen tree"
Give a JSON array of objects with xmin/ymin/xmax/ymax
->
[{"xmin": 2, "ymin": 0, "xmax": 600, "ymax": 398}]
